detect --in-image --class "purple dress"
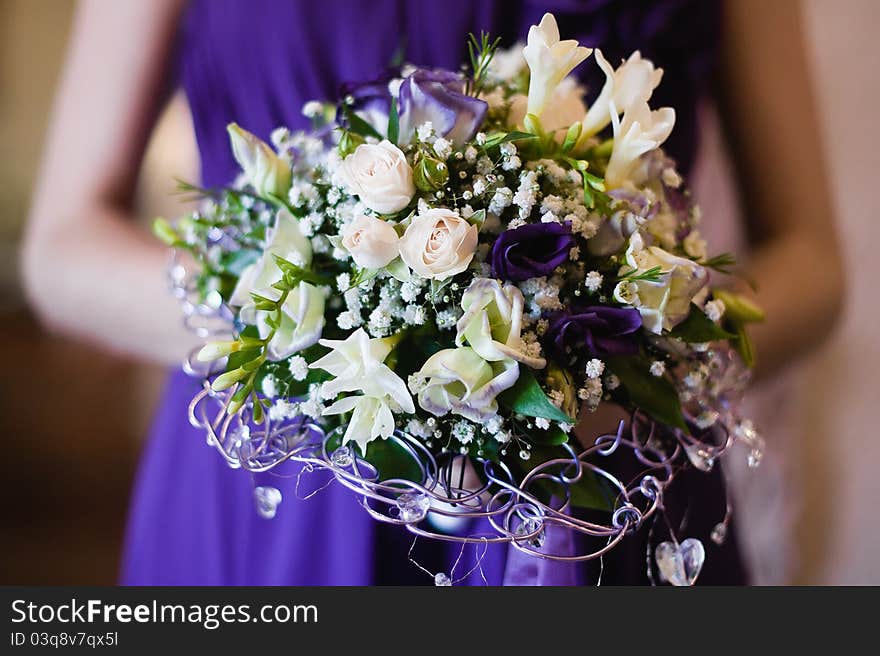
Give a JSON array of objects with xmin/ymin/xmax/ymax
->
[{"xmin": 123, "ymin": 0, "xmax": 744, "ymax": 585}]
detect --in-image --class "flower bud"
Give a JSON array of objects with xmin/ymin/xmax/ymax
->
[
  {"xmin": 211, "ymin": 367, "xmax": 248, "ymax": 391},
  {"xmin": 197, "ymin": 340, "xmax": 241, "ymax": 362},
  {"xmin": 712, "ymin": 290, "xmax": 765, "ymax": 324},
  {"xmin": 413, "ymin": 155, "xmax": 449, "ymax": 192},
  {"xmin": 337, "ymin": 129, "xmax": 365, "ymax": 158},
  {"xmin": 227, "ymin": 123, "xmax": 292, "ymax": 199}
]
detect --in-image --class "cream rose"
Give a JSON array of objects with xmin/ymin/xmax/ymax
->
[
  {"xmin": 455, "ymin": 278, "xmax": 546, "ymax": 368},
  {"xmin": 338, "ymin": 140, "xmax": 415, "ymax": 215},
  {"xmin": 613, "ymin": 232, "xmax": 708, "ymax": 334},
  {"xmin": 408, "ymin": 347, "xmax": 519, "ymax": 422},
  {"xmin": 399, "ymin": 208, "xmax": 478, "ymax": 280},
  {"xmin": 341, "ymin": 214, "xmax": 400, "ymax": 269}
]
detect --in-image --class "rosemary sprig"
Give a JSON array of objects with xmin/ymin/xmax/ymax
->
[
  {"xmin": 465, "ymin": 31, "xmax": 501, "ymax": 97},
  {"xmin": 618, "ymin": 266, "xmax": 665, "ymax": 284}
]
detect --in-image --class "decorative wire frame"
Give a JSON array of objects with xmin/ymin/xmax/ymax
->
[{"xmin": 173, "ymin": 252, "xmax": 760, "ymax": 568}]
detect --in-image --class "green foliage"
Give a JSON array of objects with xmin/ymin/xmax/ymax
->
[
  {"xmin": 499, "ymin": 369, "xmax": 575, "ymax": 424},
  {"xmin": 465, "ymin": 31, "xmax": 502, "ymax": 97},
  {"xmin": 669, "ymin": 304, "xmax": 735, "ymax": 343},
  {"xmin": 342, "ymin": 105, "xmax": 382, "ymax": 140},
  {"xmin": 606, "ymin": 355, "xmax": 687, "ymax": 432},
  {"xmin": 702, "ymin": 252, "xmax": 737, "ymax": 275},
  {"xmin": 387, "ymin": 96, "xmax": 399, "ymax": 144}
]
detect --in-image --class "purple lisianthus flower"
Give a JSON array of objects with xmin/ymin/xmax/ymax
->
[
  {"xmin": 397, "ymin": 68, "xmax": 488, "ymax": 146},
  {"xmin": 545, "ymin": 306, "xmax": 643, "ymax": 361},
  {"xmin": 339, "ymin": 70, "xmax": 398, "ymax": 136},
  {"xmin": 491, "ymin": 222, "xmax": 576, "ymax": 282}
]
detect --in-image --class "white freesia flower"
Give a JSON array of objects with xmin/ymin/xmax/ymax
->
[
  {"xmin": 409, "ymin": 347, "xmax": 519, "ymax": 422},
  {"xmin": 231, "ymin": 209, "xmax": 324, "ymax": 360},
  {"xmin": 338, "ymin": 140, "xmax": 415, "ymax": 215},
  {"xmin": 227, "ymin": 123, "xmax": 291, "ymax": 199},
  {"xmin": 605, "ymin": 99, "xmax": 675, "ymax": 189},
  {"xmin": 522, "ymin": 13, "xmax": 592, "ymax": 118},
  {"xmin": 341, "ymin": 214, "xmax": 400, "ymax": 269},
  {"xmin": 399, "ymin": 208, "xmax": 478, "ymax": 280},
  {"xmin": 613, "ymin": 233, "xmax": 708, "ymax": 333},
  {"xmin": 579, "ymin": 50, "xmax": 663, "ymax": 141},
  {"xmin": 322, "ymin": 395, "xmax": 397, "ymax": 453},
  {"xmin": 507, "ymin": 77, "xmax": 586, "ymax": 138},
  {"xmin": 310, "ymin": 328, "xmax": 414, "ymax": 408},
  {"xmin": 311, "ymin": 328, "xmax": 414, "ymax": 451},
  {"xmin": 455, "ymin": 278, "xmax": 546, "ymax": 369}
]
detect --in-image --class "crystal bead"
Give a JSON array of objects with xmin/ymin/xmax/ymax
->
[
  {"xmin": 685, "ymin": 444, "xmax": 715, "ymax": 472},
  {"xmin": 711, "ymin": 522, "xmax": 728, "ymax": 545},
  {"xmin": 514, "ymin": 517, "xmax": 546, "ymax": 548},
  {"xmin": 655, "ymin": 538, "xmax": 705, "ymax": 586},
  {"xmin": 254, "ymin": 486, "xmax": 282, "ymax": 519},
  {"xmin": 396, "ymin": 492, "xmax": 430, "ymax": 523},
  {"xmin": 519, "ymin": 449, "xmax": 531, "ymax": 460},
  {"xmin": 747, "ymin": 448, "xmax": 763, "ymax": 469},
  {"xmin": 434, "ymin": 572, "xmax": 452, "ymax": 586},
  {"xmin": 330, "ymin": 445, "xmax": 354, "ymax": 468}
]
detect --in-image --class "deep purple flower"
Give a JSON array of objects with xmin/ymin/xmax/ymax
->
[
  {"xmin": 397, "ymin": 68, "xmax": 488, "ymax": 146},
  {"xmin": 491, "ymin": 222, "xmax": 576, "ymax": 282},
  {"xmin": 545, "ymin": 306, "xmax": 643, "ymax": 360}
]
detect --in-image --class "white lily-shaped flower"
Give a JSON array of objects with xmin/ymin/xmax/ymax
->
[
  {"xmin": 579, "ymin": 50, "xmax": 663, "ymax": 142},
  {"xmin": 231, "ymin": 209, "xmax": 324, "ymax": 360},
  {"xmin": 408, "ymin": 347, "xmax": 519, "ymax": 422},
  {"xmin": 522, "ymin": 13, "xmax": 592, "ymax": 118},
  {"xmin": 455, "ymin": 278, "xmax": 546, "ymax": 369},
  {"xmin": 322, "ymin": 395, "xmax": 397, "ymax": 453},
  {"xmin": 604, "ymin": 99, "xmax": 675, "ymax": 189},
  {"xmin": 613, "ymin": 232, "xmax": 708, "ymax": 333},
  {"xmin": 310, "ymin": 329, "xmax": 414, "ymax": 451},
  {"xmin": 227, "ymin": 123, "xmax": 291, "ymax": 199}
]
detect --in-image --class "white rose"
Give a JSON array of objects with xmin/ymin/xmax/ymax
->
[
  {"xmin": 522, "ymin": 13, "xmax": 592, "ymax": 118},
  {"xmin": 508, "ymin": 77, "xmax": 587, "ymax": 139},
  {"xmin": 455, "ymin": 278, "xmax": 546, "ymax": 368},
  {"xmin": 408, "ymin": 347, "xmax": 519, "ymax": 422},
  {"xmin": 605, "ymin": 99, "xmax": 675, "ymax": 189},
  {"xmin": 399, "ymin": 208, "xmax": 478, "ymax": 280},
  {"xmin": 341, "ymin": 214, "xmax": 400, "ymax": 269},
  {"xmin": 613, "ymin": 233, "xmax": 708, "ymax": 334},
  {"xmin": 579, "ymin": 50, "xmax": 663, "ymax": 142},
  {"xmin": 338, "ymin": 140, "xmax": 415, "ymax": 215},
  {"xmin": 230, "ymin": 209, "xmax": 324, "ymax": 359},
  {"xmin": 227, "ymin": 123, "xmax": 291, "ymax": 199}
]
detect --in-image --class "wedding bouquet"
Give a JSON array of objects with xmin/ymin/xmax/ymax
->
[{"xmin": 156, "ymin": 13, "xmax": 764, "ymax": 582}]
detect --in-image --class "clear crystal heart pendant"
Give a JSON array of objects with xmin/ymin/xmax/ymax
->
[{"xmin": 655, "ymin": 538, "xmax": 706, "ymax": 586}]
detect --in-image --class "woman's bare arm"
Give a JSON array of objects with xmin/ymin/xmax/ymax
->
[
  {"xmin": 21, "ymin": 0, "xmax": 199, "ymax": 365},
  {"xmin": 719, "ymin": 0, "xmax": 844, "ymax": 377}
]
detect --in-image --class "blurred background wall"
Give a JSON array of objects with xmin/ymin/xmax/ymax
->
[{"xmin": 0, "ymin": 0, "xmax": 876, "ymax": 584}]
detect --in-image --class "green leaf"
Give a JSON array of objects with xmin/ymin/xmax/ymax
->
[
  {"xmin": 713, "ymin": 289, "xmax": 765, "ymax": 323},
  {"xmin": 499, "ymin": 369, "xmax": 575, "ymax": 424},
  {"xmin": 226, "ymin": 347, "xmax": 262, "ymax": 372},
  {"xmin": 561, "ymin": 122, "xmax": 582, "ymax": 153},
  {"xmin": 526, "ymin": 426, "xmax": 570, "ymax": 446},
  {"xmin": 482, "ymin": 131, "xmax": 538, "ymax": 149},
  {"xmin": 606, "ymin": 356, "xmax": 687, "ymax": 432},
  {"xmin": 364, "ymin": 437, "xmax": 423, "ymax": 483},
  {"xmin": 343, "ymin": 105, "xmax": 383, "ymax": 140},
  {"xmin": 387, "ymin": 96, "xmax": 399, "ymax": 144},
  {"xmin": 733, "ymin": 323, "xmax": 756, "ymax": 368},
  {"xmin": 669, "ymin": 304, "xmax": 735, "ymax": 342},
  {"xmin": 384, "ymin": 256, "xmax": 412, "ymax": 283},
  {"xmin": 466, "ymin": 209, "xmax": 486, "ymax": 229}
]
